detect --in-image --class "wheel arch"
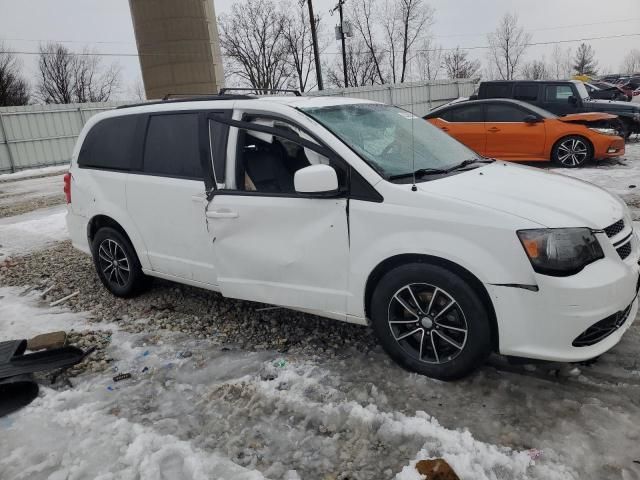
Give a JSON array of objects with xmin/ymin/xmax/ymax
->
[
  {"xmin": 87, "ymin": 215, "xmax": 140, "ymax": 260},
  {"xmin": 364, "ymin": 253, "xmax": 499, "ymax": 352}
]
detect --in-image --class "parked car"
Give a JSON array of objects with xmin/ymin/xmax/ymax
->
[
  {"xmin": 584, "ymin": 82, "xmax": 630, "ymax": 101},
  {"xmin": 424, "ymin": 99, "xmax": 625, "ymax": 167},
  {"xmin": 65, "ymin": 94, "xmax": 639, "ymax": 380},
  {"xmin": 473, "ymin": 80, "xmax": 640, "ymax": 137}
]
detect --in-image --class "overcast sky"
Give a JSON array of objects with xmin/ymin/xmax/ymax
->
[{"xmin": 0, "ymin": 0, "xmax": 638, "ymax": 98}]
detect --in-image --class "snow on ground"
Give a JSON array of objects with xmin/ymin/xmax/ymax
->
[
  {"xmin": 0, "ymin": 173, "xmax": 65, "ymax": 208},
  {"xmin": 0, "ymin": 205, "xmax": 68, "ymax": 259},
  {"xmin": 0, "ymin": 164, "xmax": 68, "ymax": 182},
  {"xmin": 0, "ymin": 287, "xmax": 574, "ymax": 480}
]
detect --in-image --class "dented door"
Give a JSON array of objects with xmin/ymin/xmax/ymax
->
[{"xmin": 206, "ymin": 193, "xmax": 349, "ymax": 316}]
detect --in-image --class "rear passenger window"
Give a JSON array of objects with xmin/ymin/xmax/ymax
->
[
  {"xmin": 514, "ymin": 84, "xmax": 538, "ymax": 101},
  {"xmin": 78, "ymin": 115, "xmax": 139, "ymax": 170},
  {"xmin": 482, "ymin": 83, "xmax": 512, "ymax": 98},
  {"xmin": 545, "ymin": 85, "xmax": 574, "ymax": 102},
  {"xmin": 485, "ymin": 104, "xmax": 529, "ymax": 122},
  {"xmin": 143, "ymin": 113, "xmax": 202, "ymax": 179},
  {"xmin": 442, "ymin": 105, "xmax": 483, "ymax": 122}
]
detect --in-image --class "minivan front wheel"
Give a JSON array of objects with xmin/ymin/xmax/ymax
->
[
  {"xmin": 551, "ymin": 136, "xmax": 592, "ymax": 168},
  {"xmin": 370, "ymin": 263, "xmax": 492, "ymax": 380},
  {"xmin": 91, "ymin": 227, "xmax": 149, "ymax": 297}
]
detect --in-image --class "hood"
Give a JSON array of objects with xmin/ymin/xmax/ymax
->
[
  {"xmin": 584, "ymin": 98, "xmax": 640, "ymax": 113},
  {"xmin": 558, "ymin": 112, "xmax": 617, "ymax": 123},
  {"xmin": 420, "ymin": 162, "xmax": 625, "ymax": 229}
]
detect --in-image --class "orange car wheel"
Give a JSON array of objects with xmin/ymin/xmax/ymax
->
[{"xmin": 551, "ymin": 136, "xmax": 593, "ymax": 168}]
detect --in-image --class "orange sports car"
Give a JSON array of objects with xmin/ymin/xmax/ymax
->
[{"xmin": 424, "ymin": 99, "xmax": 625, "ymax": 167}]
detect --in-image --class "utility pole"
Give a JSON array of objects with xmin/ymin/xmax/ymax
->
[
  {"xmin": 332, "ymin": 0, "xmax": 348, "ymax": 88},
  {"xmin": 306, "ymin": 0, "xmax": 324, "ymax": 90}
]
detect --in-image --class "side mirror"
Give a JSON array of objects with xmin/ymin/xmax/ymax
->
[
  {"xmin": 568, "ymin": 95, "xmax": 578, "ymax": 105},
  {"xmin": 524, "ymin": 115, "xmax": 541, "ymax": 124},
  {"xmin": 294, "ymin": 164, "xmax": 338, "ymax": 194}
]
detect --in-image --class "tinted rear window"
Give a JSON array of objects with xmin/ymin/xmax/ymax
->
[
  {"xmin": 482, "ymin": 83, "xmax": 513, "ymax": 98},
  {"xmin": 442, "ymin": 104, "xmax": 484, "ymax": 122},
  {"xmin": 485, "ymin": 104, "xmax": 529, "ymax": 122},
  {"xmin": 514, "ymin": 84, "xmax": 538, "ymax": 101},
  {"xmin": 78, "ymin": 115, "xmax": 139, "ymax": 170},
  {"xmin": 143, "ymin": 113, "xmax": 202, "ymax": 179}
]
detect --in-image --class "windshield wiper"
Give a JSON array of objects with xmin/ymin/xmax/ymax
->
[
  {"xmin": 388, "ymin": 167, "xmax": 448, "ymax": 180},
  {"xmin": 388, "ymin": 158, "xmax": 492, "ymax": 181},
  {"xmin": 443, "ymin": 157, "xmax": 492, "ymax": 173}
]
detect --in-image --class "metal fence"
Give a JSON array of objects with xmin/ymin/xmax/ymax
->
[{"xmin": 0, "ymin": 79, "xmax": 476, "ymax": 173}]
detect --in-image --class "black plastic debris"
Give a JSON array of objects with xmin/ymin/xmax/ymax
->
[
  {"xmin": 0, "ymin": 338, "xmax": 88, "ymax": 417},
  {"xmin": 112, "ymin": 372, "xmax": 132, "ymax": 382}
]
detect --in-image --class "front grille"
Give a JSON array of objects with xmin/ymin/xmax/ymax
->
[
  {"xmin": 572, "ymin": 302, "xmax": 633, "ymax": 347},
  {"xmin": 617, "ymin": 241, "xmax": 632, "ymax": 260},
  {"xmin": 604, "ymin": 219, "xmax": 625, "ymax": 238}
]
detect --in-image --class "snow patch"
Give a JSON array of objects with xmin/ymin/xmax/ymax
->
[
  {"xmin": 0, "ymin": 165, "xmax": 68, "ymax": 181},
  {"xmin": 0, "ymin": 205, "xmax": 68, "ymax": 258}
]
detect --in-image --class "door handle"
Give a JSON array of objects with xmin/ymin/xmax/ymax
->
[
  {"xmin": 206, "ymin": 209, "xmax": 238, "ymax": 219},
  {"xmin": 440, "ymin": 126, "xmax": 449, "ymax": 132},
  {"xmin": 487, "ymin": 127, "xmax": 500, "ymax": 133}
]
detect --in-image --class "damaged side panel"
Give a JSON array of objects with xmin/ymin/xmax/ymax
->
[{"xmin": 207, "ymin": 194, "xmax": 350, "ymax": 317}]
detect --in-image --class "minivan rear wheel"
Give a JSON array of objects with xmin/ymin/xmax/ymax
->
[
  {"xmin": 551, "ymin": 136, "xmax": 592, "ymax": 168},
  {"xmin": 91, "ymin": 227, "xmax": 149, "ymax": 297},
  {"xmin": 370, "ymin": 263, "xmax": 492, "ymax": 380}
]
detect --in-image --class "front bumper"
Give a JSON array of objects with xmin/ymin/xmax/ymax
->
[{"xmin": 489, "ymin": 232, "xmax": 639, "ymax": 362}]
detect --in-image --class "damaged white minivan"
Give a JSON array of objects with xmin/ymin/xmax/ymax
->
[{"xmin": 65, "ymin": 93, "xmax": 639, "ymax": 380}]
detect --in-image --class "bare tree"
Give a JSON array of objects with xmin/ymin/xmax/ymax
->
[
  {"xmin": 415, "ymin": 37, "xmax": 443, "ymax": 80},
  {"xmin": 442, "ymin": 47, "xmax": 480, "ymax": 79},
  {"xmin": 0, "ymin": 43, "xmax": 29, "ymax": 106},
  {"xmin": 36, "ymin": 43, "xmax": 120, "ymax": 104},
  {"xmin": 487, "ymin": 13, "xmax": 531, "ymax": 80},
  {"xmin": 349, "ymin": 0, "xmax": 386, "ymax": 83},
  {"xmin": 326, "ymin": 39, "xmax": 378, "ymax": 88},
  {"xmin": 522, "ymin": 59, "xmax": 549, "ymax": 80},
  {"xmin": 620, "ymin": 49, "xmax": 640, "ymax": 75},
  {"xmin": 550, "ymin": 44, "xmax": 572, "ymax": 80},
  {"xmin": 573, "ymin": 43, "xmax": 597, "ymax": 76},
  {"xmin": 128, "ymin": 80, "xmax": 146, "ymax": 102},
  {"xmin": 281, "ymin": 0, "xmax": 322, "ymax": 92},
  {"xmin": 380, "ymin": 0, "xmax": 434, "ymax": 83},
  {"xmin": 218, "ymin": 0, "xmax": 293, "ymax": 92}
]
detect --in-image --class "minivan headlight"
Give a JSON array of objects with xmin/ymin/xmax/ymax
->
[{"xmin": 517, "ymin": 228, "xmax": 604, "ymax": 276}]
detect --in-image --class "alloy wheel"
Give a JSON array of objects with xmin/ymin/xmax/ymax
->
[
  {"xmin": 557, "ymin": 139, "xmax": 588, "ymax": 167},
  {"xmin": 97, "ymin": 239, "xmax": 131, "ymax": 288},
  {"xmin": 387, "ymin": 283, "xmax": 468, "ymax": 365}
]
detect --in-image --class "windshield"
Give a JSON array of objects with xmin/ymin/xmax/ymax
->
[{"xmin": 300, "ymin": 103, "xmax": 478, "ymax": 180}]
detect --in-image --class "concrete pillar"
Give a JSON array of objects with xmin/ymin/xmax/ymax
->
[{"xmin": 128, "ymin": 0, "xmax": 225, "ymax": 100}]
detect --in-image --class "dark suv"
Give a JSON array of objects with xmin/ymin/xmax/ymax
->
[{"xmin": 474, "ymin": 80, "xmax": 640, "ymax": 137}]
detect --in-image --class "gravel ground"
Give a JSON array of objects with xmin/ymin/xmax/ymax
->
[{"xmin": 0, "ymin": 241, "xmax": 378, "ymax": 375}]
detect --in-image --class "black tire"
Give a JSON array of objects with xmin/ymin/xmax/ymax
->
[
  {"xmin": 91, "ymin": 227, "xmax": 150, "ymax": 297},
  {"xmin": 551, "ymin": 135, "xmax": 593, "ymax": 168},
  {"xmin": 370, "ymin": 263, "xmax": 492, "ymax": 380}
]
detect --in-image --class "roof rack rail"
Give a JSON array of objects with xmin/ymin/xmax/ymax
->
[
  {"xmin": 218, "ymin": 87, "xmax": 302, "ymax": 96},
  {"xmin": 116, "ymin": 93, "xmax": 252, "ymax": 109}
]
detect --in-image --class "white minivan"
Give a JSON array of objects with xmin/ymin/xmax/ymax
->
[{"xmin": 65, "ymin": 93, "xmax": 639, "ymax": 379}]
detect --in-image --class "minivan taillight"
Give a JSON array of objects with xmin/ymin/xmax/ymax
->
[{"xmin": 63, "ymin": 172, "xmax": 71, "ymax": 204}]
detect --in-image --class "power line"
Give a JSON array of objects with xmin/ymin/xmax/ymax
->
[
  {"xmin": 3, "ymin": 17, "xmax": 639, "ymax": 44},
  {"xmin": 1, "ymin": 32, "xmax": 638, "ymax": 59},
  {"xmin": 431, "ymin": 17, "xmax": 640, "ymax": 38},
  {"xmin": 322, "ymin": 32, "xmax": 640, "ymax": 55}
]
